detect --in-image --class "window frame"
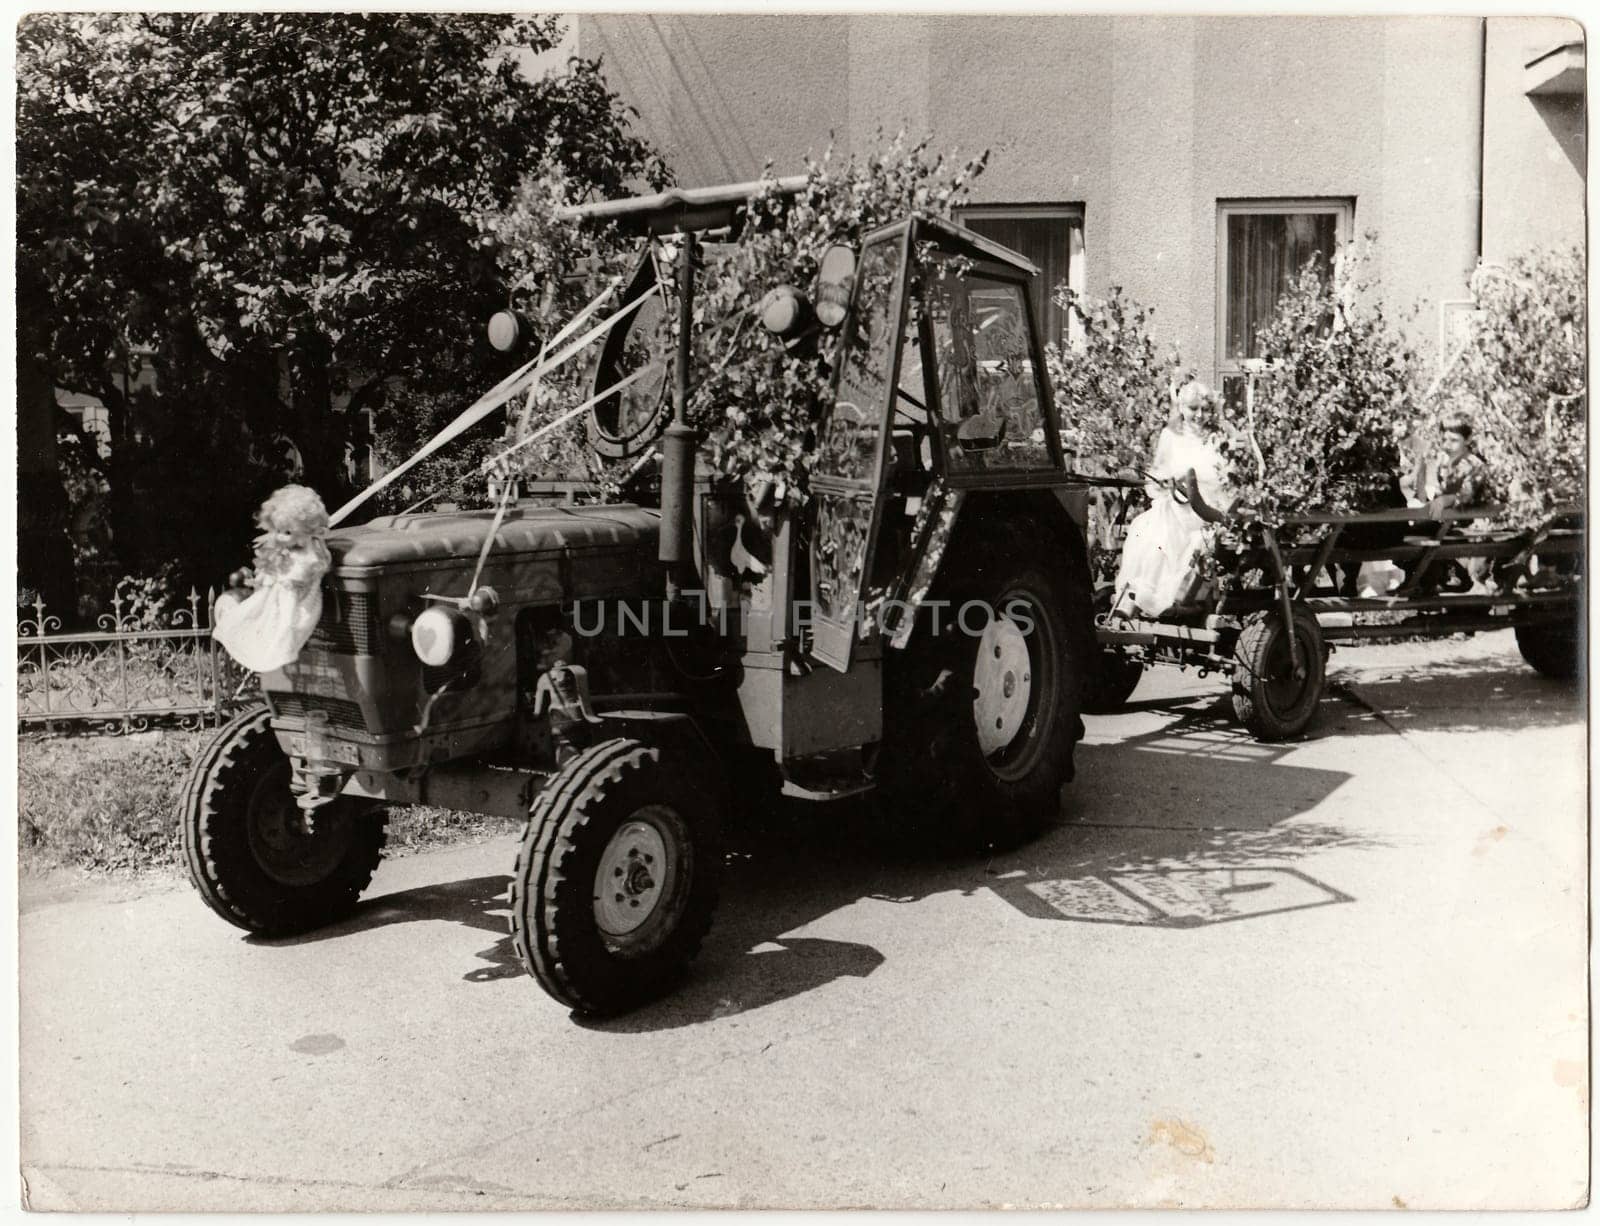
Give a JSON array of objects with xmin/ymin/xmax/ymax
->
[
  {"xmin": 1214, "ymin": 198, "xmax": 1354, "ymax": 390},
  {"xmin": 956, "ymin": 203, "xmax": 1086, "ymax": 349}
]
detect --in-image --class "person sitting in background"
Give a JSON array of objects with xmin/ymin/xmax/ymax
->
[
  {"xmin": 1412, "ymin": 410, "xmax": 1492, "ymax": 515},
  {"xmin": 1409, "ymin": 411, "xmax": 1496, "ymax": 595},
  {"xmin": 1110, "ymin": 380, "xmax": 1227, "ymax": 619}
]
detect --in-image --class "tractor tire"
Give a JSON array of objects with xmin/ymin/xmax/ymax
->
[
  {"xmin": 179, "ymin": 705, "xmax": 387, "ymax": 935},
  {"xmin": 1516, "ymin": 620, "xmax": 1582, "ymax": 681},
  {"xmin": 1230, "ymin": 606, "xmax": 1327, "ymax": 741},
  {"xmin": 1083, "ymin": 584, "xmax": 1144, "ymax": 713},
  {"xmin": 879, "ymin": 532, "xmax": 1092, "ymax": 852},
  {"xmin": 508, "ymin": 738, "xmax": 722, "ymax": 1015}
]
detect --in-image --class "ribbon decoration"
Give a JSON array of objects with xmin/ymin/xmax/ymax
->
[
  {"xmin": 396, "ymin": 366, "xmax": 654, "ymax": 519},
  {"xmin": 466, "ymin": 365, "xmax": 652, "ymax": 481},
  {"xmin": 328, "ymin": 280, "xmax": 656, "ymax": 526}
]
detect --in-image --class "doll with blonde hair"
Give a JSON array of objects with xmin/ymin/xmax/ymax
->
[{"xmin": 214, "ymin": 484, "xmax": 332, "ymax": 672}]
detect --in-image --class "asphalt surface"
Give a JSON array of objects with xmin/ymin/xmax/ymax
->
[{"xmin": 18, "ymin": 631, "xmax": 1588, "ymax": 1210}]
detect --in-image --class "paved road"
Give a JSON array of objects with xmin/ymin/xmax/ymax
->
[{"xmin": 19, "ymin": 632, "xmax": 1588, "ymax": 1210}]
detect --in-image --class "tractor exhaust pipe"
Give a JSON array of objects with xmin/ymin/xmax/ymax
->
[{"xmin": 659, "ymin": 232, "xmax": 697, "ymax": 596}]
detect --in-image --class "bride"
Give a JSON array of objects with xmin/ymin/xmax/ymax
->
[{"xmin": 1111, "ymin": 380, "xmax": 1228, "ymax": 619}]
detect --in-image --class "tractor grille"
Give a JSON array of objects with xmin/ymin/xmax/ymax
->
[
  {"xmin": 307, "ymin": 589, "xmax": 380, "ymax": 655},
  {"xmin": 268, "ymin": 693, "xmax": 369, "ymax": 733}
]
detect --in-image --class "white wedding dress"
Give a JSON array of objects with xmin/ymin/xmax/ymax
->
[{"xmin": 1114, "ymin": 427, "xmax": 1227, "ymax": 618}]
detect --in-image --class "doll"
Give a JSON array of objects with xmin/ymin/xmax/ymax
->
[{"xmin": 214, "ymin": 484, "xmax": 333, "ymax": 673}]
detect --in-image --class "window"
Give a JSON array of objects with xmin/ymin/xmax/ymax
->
[
  {"xmin": 958, "ymin": 206, "xmax": 1085, "ymax": 348},
  {"xmin": 924, "ymin": 257, "xmax": 1053, "ymax": 473},
  {"xmin": 1216, "ymin": 199, "xmax": 1352, "ymax": 407}
]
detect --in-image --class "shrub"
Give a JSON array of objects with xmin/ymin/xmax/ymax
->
[
  {"xmin": 1047, "ymin": 285, "xmax": 1186, "ymax": 476},
  {"xmin": 1213, "ymin": 238, "xmax": 1422, "ymax": 520},
  {"xmin": 1436, "ymin": 246, "xmax": 1585, "ymax": 529}
]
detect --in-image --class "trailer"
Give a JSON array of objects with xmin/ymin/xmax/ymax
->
[{"xmin": 1087, "ymin": 474, "xmax": 1584, "ymax": 740}]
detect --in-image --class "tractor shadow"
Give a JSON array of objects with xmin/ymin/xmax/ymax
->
[
  {"xmin": 256, "ymin": 873, "xmax": 527, "ymax": 983},
  {"xmin": 583, "ymin": 718, "xmax": 1369, "ymax": 1032},
  {"xmin": 269, "ymin": 700, "xmax": 1383, "ymax": 1029}
]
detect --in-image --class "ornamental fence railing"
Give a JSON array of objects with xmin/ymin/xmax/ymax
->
[{"xmin": 17, "ymin": 590, "xmax": 258, "ymax": 734}]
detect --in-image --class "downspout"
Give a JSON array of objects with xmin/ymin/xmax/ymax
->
[{"xmin": 1475, "ymin": 16, "xmax": 1487, "ymax": 262}]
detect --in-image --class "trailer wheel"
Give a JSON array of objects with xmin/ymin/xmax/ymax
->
[
  {"xmin": 179, "ymin": 705, "xmax": 387, "ymax": 935},
  {"xmin": 1231, "ymin": 606, "xmax": 1327, "ymax": 741},
  {"xmin": 1084, "ymin": 584, "xmax": 1144, "ymax": 713},
  {"xmin": 1516, "ymin": 620, "xmax": 1582, "ymax": 681},
  {"xmin": 879, "ymin": 534, "xmax": 1091, "ymax": 850},
  {"xmin": 509, "ymin": 738, "xmax": 721, "ymax": 1015}
]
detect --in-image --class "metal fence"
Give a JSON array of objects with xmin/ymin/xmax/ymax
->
[{"xmin": 17, "ymin": 589, "xmax": 258, "ymax": 733}]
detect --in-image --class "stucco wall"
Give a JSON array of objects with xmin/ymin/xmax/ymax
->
[
  {"xmin": 1481, "ymin": 16, "xmax": 1586, "ymax": 265},
  {"xmin": 575, "ymin": 15, "xmax": 1505, "ymax": 373}
]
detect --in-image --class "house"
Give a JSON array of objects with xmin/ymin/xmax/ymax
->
[{"xmin": 568, "ymin": 14, "xmax": 1585, "ymax": 401}]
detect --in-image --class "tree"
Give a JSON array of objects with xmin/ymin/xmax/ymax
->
[{"xmin": 16, "ymin": 13, "xmax": 667, "ymax": 594}]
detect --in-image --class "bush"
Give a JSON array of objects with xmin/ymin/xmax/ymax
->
[
  {"xmin": 1213, "ymin": 238, "xmax": 1422, "ymax": 520},
  {"xmin": 1437, "ymin": 246, "xmax": 1585, "ymax": 529},
  {"xmin": 1047, "ymin": 285, "xmax": 1185, "ymax": 476}
]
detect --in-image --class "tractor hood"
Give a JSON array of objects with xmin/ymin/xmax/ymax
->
[{"xmin": 328, "ymin": 504, "xmax": 661, "ymax": 572}]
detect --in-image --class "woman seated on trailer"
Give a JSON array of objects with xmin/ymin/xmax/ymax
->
[{"xmin": 1110, "ymin": 380, "xmax": 1228, "ymax": 620}]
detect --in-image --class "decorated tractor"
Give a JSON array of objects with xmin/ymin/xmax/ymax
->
[{"xmin": 179, "ymin": 179, "xmax": 1097, "ymax": 1015}]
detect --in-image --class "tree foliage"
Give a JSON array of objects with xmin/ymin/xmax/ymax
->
[
  {"xmin": 17, "ymin": 12, "xmax": 666, "ymax": 589},
  {"xmin": 1436, "ymin": 247, "xmax": 1585, "ymax": 529}
]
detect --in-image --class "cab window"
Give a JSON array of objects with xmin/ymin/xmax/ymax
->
[{"xmin": 926, "ymin": 262, "xmax": 1053, "ymax": 472}]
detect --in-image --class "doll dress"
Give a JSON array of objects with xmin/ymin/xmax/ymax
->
[{"xmin": 214, "ymin": 538, "xmax": 330, "ymax": 673}]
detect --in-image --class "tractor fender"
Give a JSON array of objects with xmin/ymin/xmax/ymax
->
[
  {"xmin": 885, "ymin": 485, "xmax": 1090, "ymax": 650},
  {"xmin": 589, "ymin": 709, "xmax": 731, "ymax": 812}
]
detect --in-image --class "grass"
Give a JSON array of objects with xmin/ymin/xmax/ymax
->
[{"xmin": 18, "ymin": 727, "xmax": 521, "ymax": 879}]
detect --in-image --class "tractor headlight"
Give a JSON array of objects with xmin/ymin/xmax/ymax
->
[
  {"xmin": 757, "ymin": 284, "xmax": 810, "ymax": 339},
  {"xmin": 411, "ymin": 605, "xmax": 474, "ymax": 668},
  {"xmin": 487, "ymin": 309, "xmax": 532, "ymax": 353},
  {"xmin": 814, "ymin": 244, "xmax": 857, "ymax": 329}
]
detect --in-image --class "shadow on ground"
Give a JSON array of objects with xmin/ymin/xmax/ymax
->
[
  {"xmin": 260, "ymin": 701, "xmax": 1375, "ymax": 1031},
  {"xmin": 1328, "ymin": 664, "xmax": 1582, "ymax": 735}
]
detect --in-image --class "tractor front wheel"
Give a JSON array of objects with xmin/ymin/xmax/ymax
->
[
  {"xmin": 508, "ymin": 738, "xmax": 722, "ymax": 1015},
  {"xmin": 179, "ymin": 705, "xmax": 387, "ymax": 935}
]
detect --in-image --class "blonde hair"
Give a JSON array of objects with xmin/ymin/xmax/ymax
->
[
  {"xmin": 256, "ymin": 484, "xmax": 329, "ymax": 538},
  {"xmin": 1169, "ymin": 380, "xmax": 1219, "ymax": 431}
]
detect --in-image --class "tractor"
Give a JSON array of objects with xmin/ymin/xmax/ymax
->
[{"xmin": 179, "ymin": 178, "xmax": 1098, "ymax": 1015}]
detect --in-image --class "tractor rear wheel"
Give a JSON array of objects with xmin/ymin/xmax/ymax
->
[
  {"xmin": 508, "ymin": 738, "xmax": 722, "ymax": 1015},
  {"xmin": 1230, "ymin": 606, "xmax": 1327, "ymax": 741},
  {"xmin": 879, "ymin": 533, "xmax": 1091, "ymax": 851},
  {"xmin": 179, "ymin": 705, "xmax": 387, "ymax": 935},
  {"xmin": 1516, "ymin": 619, "xmax": 1582, "ymax": 680}
]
